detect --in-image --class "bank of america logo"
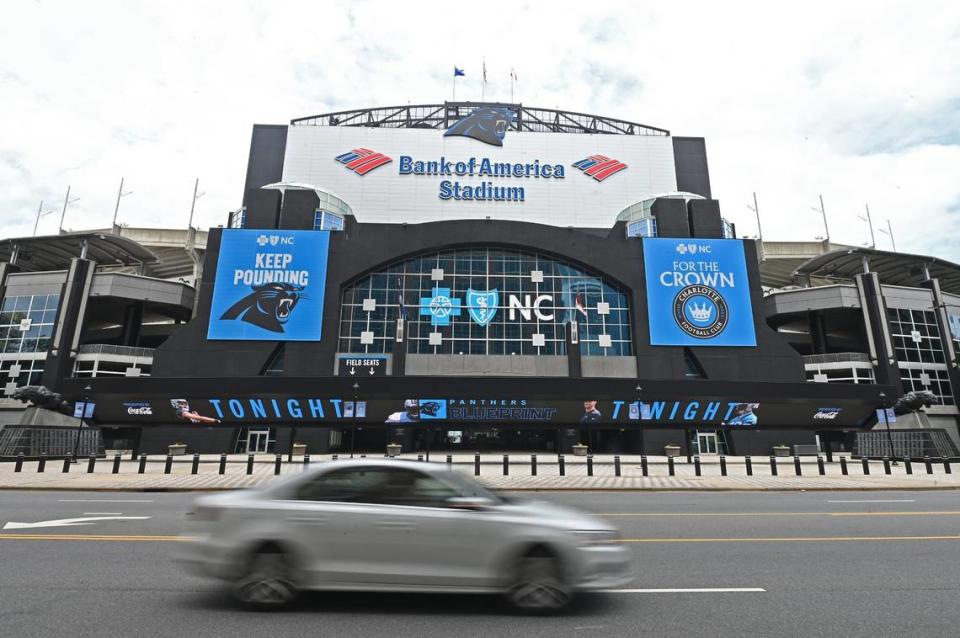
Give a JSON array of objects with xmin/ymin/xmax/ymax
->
[
  {"xmin": 335, "ymin": 148, "xmax": 393, "ymax": 175},
  {"xmin": 572, "ymin": 155, "xmax": 627, "ymax": 182}
]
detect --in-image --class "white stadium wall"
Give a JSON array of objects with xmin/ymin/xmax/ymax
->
[{"xmin": 281, "ymin": 125, "xmax": 678, "ymax": 228}]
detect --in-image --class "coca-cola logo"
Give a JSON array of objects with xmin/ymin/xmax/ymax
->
[{"xmin": 123, "ymin": 402, "xmax": 153, "ymax": 416}]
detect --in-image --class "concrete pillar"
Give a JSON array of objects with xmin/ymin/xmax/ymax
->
[
  {"xmin": 854, "ymin": 272, "xmax": 900, "ymax": 387},
  {"xmin": 41, "ymin": 258, "xmax": 95, "ymax": 391}
]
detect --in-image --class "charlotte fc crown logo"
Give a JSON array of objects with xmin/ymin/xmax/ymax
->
[
  {"xmin": 444, "ymin": 107, "xmax": 515, "ymax": 146},
  {"xmin": 672, "ymin": 285, "xmax": 729, "ymax": 339}
]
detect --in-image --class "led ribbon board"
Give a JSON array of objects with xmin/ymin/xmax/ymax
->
[
  {"xmin": 207, "ymin": 229, "xmax": 330, "ymax": 341},
  {"xmin": 643, "ymin": 238, "xmax": 756, "ymax": 346}
]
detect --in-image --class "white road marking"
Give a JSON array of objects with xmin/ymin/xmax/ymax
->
[
  {"xmin": 57, "ymin": 499, "xmax": 154, "ymax": 503},
  {"xmin": 828, "ymin": 499, "xmax": 916, "ymax": 503},
  {"xmin": 82, "ymin": 512, "xmax": 123, "ymax": 516},
  {"xmin": 603, "ymin": 588, "xmax": 765, "ymax": 593},
  {"xmin": 3, "ymin": 516, "xmax": 151, "ymax": 530}
]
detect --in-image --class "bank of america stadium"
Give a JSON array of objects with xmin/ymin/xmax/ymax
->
[{"xmin": 1, "ymin": 101, "xmax": 958, "ymax": 459}]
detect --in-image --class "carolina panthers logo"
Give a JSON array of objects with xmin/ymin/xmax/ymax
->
[
  {"xmin": 219, "ymin": 282, "xmax": 303, "ymax": 333},
  {"xmin": 444, "ymin": 107, "xmax": 514, "ymax": 146}
]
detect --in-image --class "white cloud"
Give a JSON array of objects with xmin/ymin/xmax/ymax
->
[{"xmin": 1, "ymin": 0, "xmax": 958, "ymax": 260}]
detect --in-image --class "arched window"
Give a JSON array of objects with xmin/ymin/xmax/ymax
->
[{"xmin": 338, "ymin": 248, "xmax": 633, "ymax": 357}]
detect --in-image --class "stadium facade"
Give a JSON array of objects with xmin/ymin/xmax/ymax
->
[{"xmin": 1, "ymin": 101, "xmax": 958, "ymax": 458}]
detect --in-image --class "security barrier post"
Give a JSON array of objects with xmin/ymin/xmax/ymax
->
[
  {"xmin": 112, "ymin": 453, "xmax": 121, "ymax": 474},
  {"xmin": 614, "ymin": 455, "xmax": 621, "ymax": 477},
  {"xmin": 719, "ymin": 455, "xmax": 727, "ymax": 476},
  {"xmin": 694, "ymin": 455, "xmax": 701, "ymax": 477},
  {"xmin": 192, "ymin": 454, "xmax": 200, "ymax": 475},
  {"xmin": 219, "ymin": 453, "xmax": 227, "ymax": 475}
]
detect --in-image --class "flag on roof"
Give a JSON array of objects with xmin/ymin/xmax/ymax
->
[{"xmin": 454, "ymin": 67, "xmax": 465, "ymax": 77}]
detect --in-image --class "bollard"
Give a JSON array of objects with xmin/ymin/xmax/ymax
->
[
  {"xmin": 668, "ymin": 456, "xmax": 675, "ymax": 476},
  {"xmin": 332, "ymin": 453, "xmax": 338, "ymax": 461},
  {"xmin": 112, "ymin": 453, "xmax": 121, "ymax": 474},
  {"xmin": 587, "ymin": 454, "xmax": 594, "ymax": 477},
  {"xmin": 274, "ymin": 454, "xmax": 282, "ymax": 476},
  {"xmin": 904, "ymin": 458, "xmax": 913, "ymax": 475},
  {"xmin": 14, "ymin": 453, "xmax": 23, "ymax": 472},
  {"xmin": 416, "ymin": 454, "xmax": 422, "ymax": 462},
  {"xmin": 944, "ymin": 458, "xmax": 953, "ymax": 474},
  {"xmin": 131, "ymin": 449, "xmax": 138, "ymax": 461},
  {"xmin": 769, "ymin": 456, "xmax": 777, "ymax": 477},
  {"xmin": 840, "ymin": 456, "xmax": 848, "ymax": 475},
  {"xmin": 164, "ymin": 455, "xmax": 173, "ymax": 474},
  {"xmin": 87, "ymin": 454, "xmax": 96, "ymax": 474},
  {"xmin": 614, "ymin": 455, "xmax": 621, "ymax": 477},
  {"xmin": 794, "ymin": 456, "xmax": 802, "ymax": 476},
  {"xmin": 745, "ymin": 455, "xmax": 753, "ymax": 476},
  {"xmin": 303, "ymin": 453, "xmax": 311, "ymax": 471},
  {"xmin": 883, "ymin": 457, "xmax": 891, "ymax": 475},
  {"xmin": 559, "ymin": 454, "xmax": 566, "ymax": 476},
  {"xmin": 719, "ymin": 455, "xmax": 727, "ymax": 476},
  {"xmin": 37, "ymin": 453, "xmax": 47, "ymax": 473},
  {"xmin": 503, "ymin": 454, "xmax": 509, "ymax": 476},
  {"xmin": 817, "ymin": 455, "xmax": 825, "ymax": 476},
  {"xmin": 474, "ymin": 453, "xmax": 480, "ymax": 476},
  {"xmin": 825, "ymin": 448, "xmax": 834, "ymax": 463},
  {"xmin": 219, "ymin": 453, "xmax": 227, "ymax": 475},
  {"xmin": 861, "ymin": 457, "xmax": 870, "ymax": 475},
  {"xmin": 246, "ymin": 454, "xmax": 254, "ymax": 475},
  {"xmin": 138, "ymin": 454, "xmax": 147, "ymax": 474},
  {"xmin": 446, "ymin": 454, "xmax": 453, "ymax": 467},
  {"xmin": 641, "ymin": 455, "xmax": 648, "ymax": 476},
  {"xmin": 924, "ymin": 456, "xmax": 933, "ymax": 474},
  {"xmin": 192, "ymin": 453, "xmax": 200, "ymax": 475},
  {"xmin": 686, "ymin": 450, "xmax": 692, "ymax": 464},
  {"xmin": 694, "ymin": 455, "xmax": 701, "ymax": 476},
  {"xmin": 531, "ymin": 454, "xmax": 537, "ymax": 476},
  {"xmin": 63, "ymin": 456, "xmax": 72, "ymax": 473}
]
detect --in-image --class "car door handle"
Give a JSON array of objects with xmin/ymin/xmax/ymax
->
[{"xmin": 287, "ymin": 516, "xmax": 327, "ymax": 525}]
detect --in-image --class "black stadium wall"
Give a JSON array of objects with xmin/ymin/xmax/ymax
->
[{"xmin": 152, "ymin": 211, "xmax": 803, "ymax": 385}]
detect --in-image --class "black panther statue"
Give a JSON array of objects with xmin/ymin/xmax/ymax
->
[
  {"xmin": 220, "ymin": 282, "xmax": 302, "ymax": 333},
  {"xmin": 444, "ymin": 107, "xmax": 514, "ymax": 146},
  {"xmin": 893, "ymin": 390, "xmax": 936, "ymax": 415},
  {"xmin": 11, "ymin": 385, "xmax": 72, "ymax": 414}
]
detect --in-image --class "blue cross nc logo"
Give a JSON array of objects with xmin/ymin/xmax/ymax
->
[{"xmin": 420, "ymin": 287, "xmax": 462, "ymax": 326}]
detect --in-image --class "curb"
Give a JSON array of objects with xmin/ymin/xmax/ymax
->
[{"xmin": 1, "ymin": 485, "xmax": 959, "ymax": 493}]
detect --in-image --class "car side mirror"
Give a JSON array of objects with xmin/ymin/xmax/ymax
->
[{"xmin": 446, "ymin": 496, "xmax": 494, "ymax": 510}]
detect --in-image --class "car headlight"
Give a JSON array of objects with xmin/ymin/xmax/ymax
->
[{"xmin": 569, "ymin": 529, "xmax": 621, "ymax": 547}]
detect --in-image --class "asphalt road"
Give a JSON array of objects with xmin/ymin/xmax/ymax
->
[{"xmin": 2, "ymin": 489, "xmax": 959, "ymax": 637}]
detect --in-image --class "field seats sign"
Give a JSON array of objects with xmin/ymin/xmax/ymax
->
[
  {"xmin": 207, "ymin": 229, "xmax": 330, "ymax": 341},
  {"xmin": 643, "ymin": 238, "xmax": 756, "ymax": 347}
]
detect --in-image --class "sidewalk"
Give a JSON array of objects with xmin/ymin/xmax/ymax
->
[{"xmin": 1, "ymin": 452, "xmax": 958, "ymax": 491}]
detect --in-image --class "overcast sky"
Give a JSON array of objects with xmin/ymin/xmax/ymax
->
[{"xmin": 2, "ymin": 0, "xmax": 958, "ymax": 260}]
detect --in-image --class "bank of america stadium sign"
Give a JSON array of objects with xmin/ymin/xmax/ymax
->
[{"xmin": 332, "ymin": 107, "xmax": 628, "ymax": 203}]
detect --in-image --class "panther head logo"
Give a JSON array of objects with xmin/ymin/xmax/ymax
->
[
  {"xmin": 444, "ymin": 107, "xmax": 514, "ymax": 146},
  {"xmin": 219, "ymin": 282, "xmax": 303, "ymax": 333}
]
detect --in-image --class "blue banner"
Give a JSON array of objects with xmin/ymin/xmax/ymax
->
[
  {"xmin": 207, "ymin": 229, "xmax": 330, "ymax": 341},
  {"xmin": 643, "ymin": 238, "xmax": 756, "ymax": 346}
]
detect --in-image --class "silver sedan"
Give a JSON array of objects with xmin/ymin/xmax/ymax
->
[{"xmin": 180, "ymin": 459, "xmax": 631, "ymax": 612}]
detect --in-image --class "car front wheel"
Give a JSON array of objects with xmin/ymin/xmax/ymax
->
[
  {"xmin": 506, "ymin": 550, "xmax": 572, "ymax": 614},
  {"xmin": 233, "ymin": 545, "xmax": 299, "ymax": 610}
]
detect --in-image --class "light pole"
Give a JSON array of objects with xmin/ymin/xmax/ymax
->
[
  {"xmin": 72, "ymin": 384, "xmax": 93, "ymax": 461},
  {"xmin": 879, "ymin": 391, "xmax": 896, "ymax": 462},
  {"xmin": 878, "ymin": 219, "xmax": 897, "ymax": 252},
  {"xmin": 33, "ymin": 201, "xmax": 56, "ymax": 236},
  {"xmin": 858, "ymin": 204, "xmax": 876, "ymax": 249},
  {"xmin": 112, "ymin": 178, "xmax": 133, "ymax": 229},
  {"xmin": 747, "ymin": 193, "xmax": 764, "ymax": 260},
  {"xmin": 58, "ymin": 186, "xmax": 80, "ymax": 234},
  {"xmin": 635, "ymin": 384, "xmax": 643, "ymax": 454},
  {"xmin": 351, "ymin": 381, "xmax": 359, "ymax": 458},
  {"xmin": 187, "ymin": 178, "xmax": 204, "ymax": 229},
  {"xmin": 810, "ymin": 195, "xmax": 830, "ymax": 244}
]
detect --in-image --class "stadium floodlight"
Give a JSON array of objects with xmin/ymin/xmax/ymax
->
[
  {"xmin": 809, "ymin": 194, "xmax": 830, "ymax": 243},
  {"xmin": 878, "ymin": 219, "xmax": 897, "ymax": 252},
  {"xmin": 856, "ymin": 204, "xmax": 876, "ymax": 248},
  {"xmin": 32, "ymin": 201, "xmax": 57, "ymax": 236},
  {"xmin": 58, "ymin": 186, "xmax": 80, "ymax": 233},
  {"xmin": 112, "ymin": 178, "xmax": 134, "ymax": 228}
]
